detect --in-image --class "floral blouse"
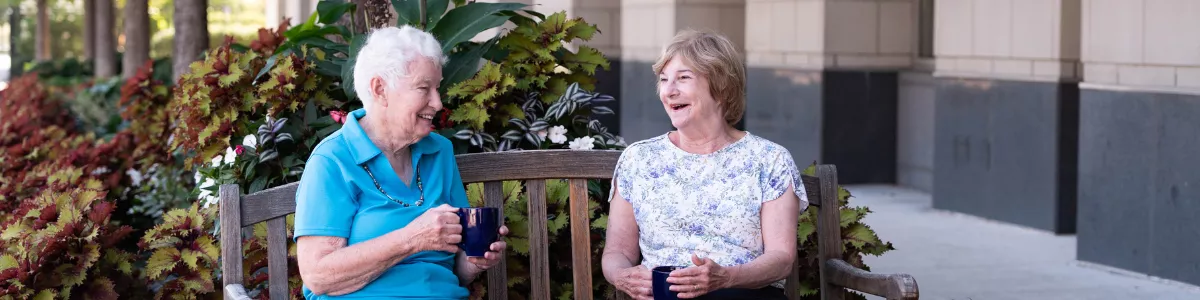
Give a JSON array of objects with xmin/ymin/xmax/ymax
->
[{"xmin": 609, "ymin": 132, "xmax": 809, "ymax": 289}]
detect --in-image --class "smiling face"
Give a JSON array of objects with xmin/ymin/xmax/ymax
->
[
  {"xmin": 658, "ymin": 58, "xmax": 722, "ymax": 130},
  {"xmin": 372, "ymin": 56, "xmax": 444, "ymax": 140}
]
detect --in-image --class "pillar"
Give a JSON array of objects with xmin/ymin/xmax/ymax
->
[
  {"xmin": 1076, "ymin": 0, "xmax": 1200, "ymax": 287},
  {"xmin": 743, "ymin": 0, "xmax": 914, "ymax": 184},
  {"xmin": 931, "ymin": 0, "xmax": 1081, "ymax": 234}
]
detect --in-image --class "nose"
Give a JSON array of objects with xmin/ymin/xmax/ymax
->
[
  {"xmin": 430, "ymin": 91, "xmax": 443, "ymax": 111},
  {"xmin": 660, "ymin": 80, "xmax": 679, "ymax": 99}
]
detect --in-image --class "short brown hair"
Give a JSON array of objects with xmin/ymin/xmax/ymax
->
[{"xmin": 652, "ymin": 29, "xmax": 746, "ymax": 126}]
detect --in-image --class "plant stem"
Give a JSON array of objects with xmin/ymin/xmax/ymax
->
[{"xmin": 420, "ymin": 0, "xmax": 427, "ymax": 29}]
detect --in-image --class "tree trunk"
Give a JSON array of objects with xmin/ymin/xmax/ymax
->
[
  {"xmin": 84, "ymin": 0, "xmax": 96, "ymax": 60},
  {"xmin": 173, "ymin": 0, "xmax": 209, "ymax": 82},
  {"xmin": 94, "ymin": 0, "xmax": 117, "ymax": 77},
  {"xmin": 34, "ymin": 0, "xmax": 49, "ymax": 61},
  {"xmin": 9, "ymin": 5, "xmax": 21, "ymax": 78},
  {"xmin": 335, "ymin": 0, "xmax": 391, "ymax": 36},
  {"xmin": 123, "ymin": 0, "xmax": 150, "ymax": 79}
]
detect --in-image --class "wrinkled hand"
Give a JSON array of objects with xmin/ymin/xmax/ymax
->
[
  {"xmin": 668, "ymin": 254, "xmax": 731, "ymax": 298},
  {"xmin": 467, "ymin": 225, "xmax": 509, "ymax": 270},
  {"xmin": 616, "ymin": 265, "xmax": 653, "ymax": 300},
  {"xmin": 404, "ymin": 204, "xmax": 462, "ymax": 253}
]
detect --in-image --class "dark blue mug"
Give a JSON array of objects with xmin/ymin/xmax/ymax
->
[
  {"xmin": 652, "ymin": 266, "xmax": 684, "ymax": 300},
  {"xmin": 457, "ymin": 207, "xmax": 500, "ymax": 257}
]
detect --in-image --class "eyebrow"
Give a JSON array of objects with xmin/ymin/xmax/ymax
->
[{"xmin": 659, "ymin": 69, "xmax": 694, "ymax": 76}]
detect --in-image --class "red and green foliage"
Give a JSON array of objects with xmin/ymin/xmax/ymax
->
[
  {"xmin": 169, "ymin": 37, "xmax": 269, "ymax": 169},
  {"xmin": 0, "ymin": 168, "xmax": 139, "ymax": 300},
  {"xmin": 139, "ymin": 203, "xmax": 222, "ymax": 299}
]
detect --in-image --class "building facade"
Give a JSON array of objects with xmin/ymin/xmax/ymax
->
[{"xmin": 263, "ymin": 0, "xmax": 1200, "ymax": 288}]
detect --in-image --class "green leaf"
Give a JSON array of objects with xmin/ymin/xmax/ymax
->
[
  {"xmin": 564, "ymin": 17, "xmax": 599, "ymax": 41},
  {"xmin": 425, "ymin": 0, "xmax": 451, "ymax": 28},
  {"xmin": 558, "ymin": 46, "xmax": 609, "ymax": 75},
  {"xmin": 145, "ymin": 248, "xmax": 180, "ymax": 280},
  {"xmin": 441, "ymin": 35, "xmax": 500, "ymax": 95},
  {"xmin": 393, "ymin": 0, "xmax": 420, "ymax": 27},
  {"xmin": 317, "ymin": 0, "xmax": 355, "ymax": 24},
  {"xmin": 842, "ymin": 223, "xmax": 882, "ymax": 249},
  {"xmin": 0, "ymin": 254, "xmax": 16, "ymax": 271},
  {"xmin": 591, "ymin": 214, "xmax": 607, "ymax": 229},
  {"xmin": 181, "ymin": 249, "xmax": 200, "ymax": 269},
  {"xmin": 342, "ymin": 35, "xmax": 367, "ymax": 101},
  {"xmin": 449, "ymin": 102, "xmax": 490, "ymax": 130},
  {"xmin": 429, "ymin": 2, "xmax": 528, "ymax": 52},
  {"xmin": 466, "ymin": 183, "xmax": 484, "ymax": 206},
  {"xmin": 33, "ymin": 290, "xmax": 55, "ymax": 300},
  {"xmin": 249, "ymin": 176, "xmax": 269, "ymax": 194}
]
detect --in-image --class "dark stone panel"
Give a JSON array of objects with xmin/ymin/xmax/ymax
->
[
  {"xmin": 821, "ymin": 71, "xmax": 898, "ymax": 184},
  {"xmin": 1150, "ymin": 94, "xmax": 1200, "ymax": 286},
  {"xmin": 619, "ymin": 61, "xmax": 674, "ymax": 143},
  {"xmin": 932, "ymin": 78, "xmax": 1077, "ymax": 233},
  {"xmin": 1076, "ymin": 89, "xmax": 1156, "ymax": 274},
  {"xmin": 932, "ymin": 79, "xmax": 991, "ymax": 217},
  {"xmin": 744, "ymin": 68, "xmax": 822, "ymax": 168},
  {"xmin": 592, "ymin": 57, "xmax": 622, "ymax": 136}
]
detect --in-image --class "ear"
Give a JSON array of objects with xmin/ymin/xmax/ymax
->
[{"xmin": 370, "ymin": 76, "xmax": 388, "ymax": 108}]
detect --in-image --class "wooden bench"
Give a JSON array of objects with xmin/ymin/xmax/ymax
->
[{"xmin": 219, "ymin": 150, "xmax": 919, "ymax": 300}]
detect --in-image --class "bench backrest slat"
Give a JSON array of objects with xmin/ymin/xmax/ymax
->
[
  {"xmin": 482, "ymin": 181, "xmax": 509, "ymax": 300},
  {"xmin": 525, "ymin": 179, "xmax": 553, "ymax": 300},
  {"xmin": 568, "ymin": 178, "xmax": 595, "ymax": 300},
  {"xmin": 266, "ymin": 217, "xmax": 290, "ymax": 298}
]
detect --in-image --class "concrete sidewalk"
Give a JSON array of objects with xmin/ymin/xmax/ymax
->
[{"xmin": 846, "ymin": 185, "xmax": 1200, "ymax": 300}]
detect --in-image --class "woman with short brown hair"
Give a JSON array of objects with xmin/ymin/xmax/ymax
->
[{"xmin": 600, "ymin": 30, "xmax": 807, "ymax": 300}]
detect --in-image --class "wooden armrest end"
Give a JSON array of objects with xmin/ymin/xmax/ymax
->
[
  {"xmin": 825, "ymin": 259, "xmax": 919, "ymax": 300},
  {"xmin": 225, "ymin": 284, "xmax": 253, "ymax": 300}
]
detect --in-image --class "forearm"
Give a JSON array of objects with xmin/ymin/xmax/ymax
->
[
  {"xmin": 307, "ymin": 230, "xmax": 421, "ymax": 295},
  {"xmin": 454, "ymin": 251, "xmax": 485, "ymax": 286},
  {"xmin": 724, "ymin": 251, "xmax": 794, "ymax": 289},
  {"xmin": 602, "ymin": 251, "xmax": 638, "ymax": 283}
]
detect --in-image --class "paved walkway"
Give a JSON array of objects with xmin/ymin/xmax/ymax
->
[{"xmin": 846, "ymin": 185, "xmax": 1200, "ymax": 300}]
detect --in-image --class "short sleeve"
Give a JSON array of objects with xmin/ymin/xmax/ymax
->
[
  {"xmin": 294, "ymin": 154, "xmax": 359, "ymax": 240},
  {"xmin": 607, "ymin": 150, "xmax": 635, "ymax": 203},
  {"xmin": 761, "ymin": 149, "xmax": 810, "ymax": 209}
]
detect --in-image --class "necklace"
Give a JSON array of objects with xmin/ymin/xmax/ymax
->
[{"xmin": 360, "ymin": 163, "xmax": 424, "ymax": 207}]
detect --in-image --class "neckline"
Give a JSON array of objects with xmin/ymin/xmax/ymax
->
[{"xmin": 662, "ymin": 131, "xmax": 752, "ymax": 157}]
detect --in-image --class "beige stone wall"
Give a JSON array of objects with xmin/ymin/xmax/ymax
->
[
  {"xmin": 1082, "ymin": 0, "xmax": 1200, "ymax": 92},
  {"xmin": 745, "ymin": 0, "xmax": 916, "ymax": 70},
  {"xmin": 621, "ymin": 0, "xmax": 746, "ymax": 62},
  {"xmin": 934, "ymin": 0, "xmax": 1081, "ymax": 82}
]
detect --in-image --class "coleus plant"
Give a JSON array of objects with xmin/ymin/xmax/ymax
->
[{"xmin": 139, "ymin": 202, "xmax": 222, "ymax": 299}]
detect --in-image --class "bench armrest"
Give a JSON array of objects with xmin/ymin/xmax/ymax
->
[
  {"xmin": 225, "ymin": 284, "xmax": 253, "ymax": 300},
  {"xmin": 825, "ymin": 259, "xmax": 919, "ymax": 300}
]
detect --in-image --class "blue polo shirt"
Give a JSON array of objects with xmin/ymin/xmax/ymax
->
[{"xmin": 294, "ymin": 108, "xmax": 470, "ymax": 299}]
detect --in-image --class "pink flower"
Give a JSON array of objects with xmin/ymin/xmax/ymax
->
[
  {"xmin": 330, "ymin": 111, "xmax": 348, "ymax": 124},
  {"xmin": 234, "ymin": 145, "xmax": 245, "ymax": 155}
]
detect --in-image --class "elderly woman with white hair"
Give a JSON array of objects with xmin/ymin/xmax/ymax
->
[{"xmin": 294, "ymin": 26, "xmax": 509, "ymax": 299}]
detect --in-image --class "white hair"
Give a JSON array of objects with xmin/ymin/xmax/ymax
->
[{"xmin": 352, "ymin": 25, "xmax": 447, "ymax": 111}]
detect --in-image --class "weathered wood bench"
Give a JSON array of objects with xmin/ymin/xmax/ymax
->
[{"xmin": 219, "ymin": 150, "xmax": 919, "ymax": 300}]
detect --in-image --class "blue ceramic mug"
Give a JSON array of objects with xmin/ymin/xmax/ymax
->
[
  {"xmin": 457, "ymin": 207, "xmax": 500, "ymax": 257},
  {"xmin": 652, "ymin": 266, "xmax": 685, "ymax": 300}
]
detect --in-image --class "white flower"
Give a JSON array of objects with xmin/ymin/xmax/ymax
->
[
  {"xmin": 211, "ymin": 155, "xmax": 223, "ymax": 167},
  {"xmin": 224, "ymin": 147, "xmax": 237, "ymax": 164},
  {"xmin": 90, "ymin": 166, "xmax": 111, "ymax": 175},
  {"xmin": 548, "ymin": 125, "xmax": 568, "ymax": 144},
  {"xmin": 243, "ymin": 134, "xmax": 258, "ymax": 147},
  {"xmin": 126, "ymin": 168, "xmax": 144, "ymax": 187},
  {"xmin": 568, "ymin": 136, "xmax": 595, "ymax": 150},
  {"xmin": 536, "ymin": 130, "xmax": 547, "ymax": 140}
]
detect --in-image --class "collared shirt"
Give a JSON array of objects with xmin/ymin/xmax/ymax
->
[{"xmin": 294, "ymin": 108, "xmax": 470, "ymax": 299}]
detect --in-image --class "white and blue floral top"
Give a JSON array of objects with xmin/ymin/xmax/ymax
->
[{"xmin": 609, "ymin": 132, "xmax": 809, "ymax": 288}]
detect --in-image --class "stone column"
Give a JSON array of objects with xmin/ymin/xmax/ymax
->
[
  {"xmin": 1076, "ymin": 0, "xmax": 1200, "ymax": 287},
  {"xmin": 744, "ymin": 0, "xmax": 915, "ymax": 184},
  {"xmin": 619, "ymin": 0, "xmax": 746, "ymax": 142},
  {"xmin": 930, "ymin": 0, "xmax": 1081, "ymax": 234}
]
